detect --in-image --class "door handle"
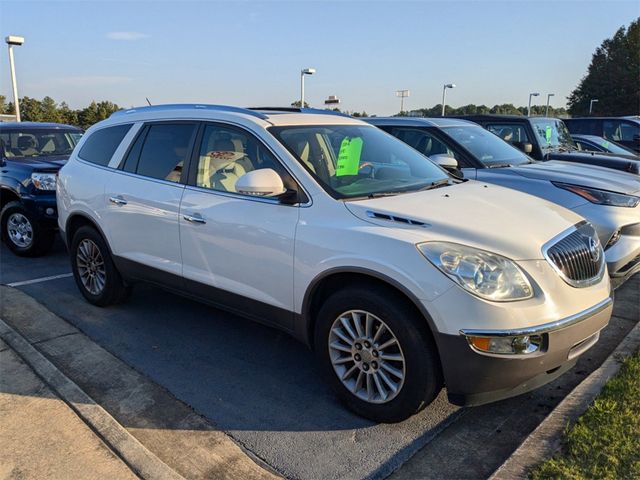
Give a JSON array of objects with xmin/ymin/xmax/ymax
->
[
  {"xmin": 109, "ymin": 196, "xmax": 128, "ymax": 206},
  {"xmin": 183, "ymin": 213, "xmax": 206, "ymax": 224}
]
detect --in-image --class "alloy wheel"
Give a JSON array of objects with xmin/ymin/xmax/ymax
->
[
  {"xmin": 7, "ymin": 213, "xmax": 33, "ymax": 248},
  {"xmin": 76, "ymin": 239, "xmax": 107, "ymax": 295}
]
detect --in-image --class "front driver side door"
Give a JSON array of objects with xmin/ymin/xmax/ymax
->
[{"xmin": 179, "ymin": 123, "xmax": 301, "ymax": 330}]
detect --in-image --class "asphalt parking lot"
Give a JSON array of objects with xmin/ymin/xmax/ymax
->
[{"xmin": 1, "ymin": 237, "xmax": 638, "ymax": 480}]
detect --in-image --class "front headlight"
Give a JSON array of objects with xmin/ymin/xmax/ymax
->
[
  {"xmin": 417, "ymin": 242, "xmax": 533, "ymax": 301},
  {"xmin": 31, "ymin": 172, "xmax": 57, "ymax": 191},
  {"xmin": 553, "ymin": 182, "xmax": 640, "ymax": 208}
]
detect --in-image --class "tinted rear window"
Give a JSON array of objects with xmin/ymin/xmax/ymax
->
[
  {"xmin": 78, "ymin": 124, "xmax": 132, "ymax": 166},
  {"xmin": 135, "ymin": 124, "xmax": 196, "ymax": 183}
]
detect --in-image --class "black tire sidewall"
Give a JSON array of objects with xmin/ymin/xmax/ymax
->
[
  {"xmin": 315, "ymin": 286, "xmax": 443, "ymax": 423},
  {"xmin": 0, "ymin": 201, "xmax": 54, "ymax": 257},
  {"xmin": 70, "ymin": 226, "xmax": 126, "ymax": 306}
]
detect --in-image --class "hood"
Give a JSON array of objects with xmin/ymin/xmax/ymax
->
[
  {"xmin": 4, "ymin": 154, "xmax": 68, "ymax": 170},
  {"xmin": 509, "ymin": 161, "xmax": 640, "ymax": 195},
  {"xmin": 548, "ymin": 151, "xmax": 640, "ymax": 175},
  {"xmin": 344, "ymin": 181, "xmax": 583, "ymax": 260}
]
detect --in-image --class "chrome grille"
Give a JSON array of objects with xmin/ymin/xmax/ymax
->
[{"xmin": 544, "ymin": 222, "xmax": 605, "ymax": 287}]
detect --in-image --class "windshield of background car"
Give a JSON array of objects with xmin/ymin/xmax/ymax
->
[
  {"xmin": 530, "ymin": 119, "xmax": 576, "ymax": 151},
  {"xmin": 269, "ymin": 124, "xmax": 450, "ymax": 199},
  {"xmin": 442, "ymin": 125, "xmax": 530, "ymax": 166},
  {"xmin": 0, "ymin": 129, "xmax": 82, "ymax": 158}
]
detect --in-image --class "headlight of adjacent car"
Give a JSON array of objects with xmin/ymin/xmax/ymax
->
[
  {"xmin": 31, "ymin": 172, "xmax": 57, "ymax": 191},
  {"xmin": 417, "ymin": 242, "xmax": 533, "ymax": 301},
  {"xmin": 553, "ymin": 182, "xmax": 640, "ymax": 208}
]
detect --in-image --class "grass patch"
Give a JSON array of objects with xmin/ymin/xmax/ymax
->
[{"xmin": 530, "ymin": 350, "xmax": 640, "ymax": 480}]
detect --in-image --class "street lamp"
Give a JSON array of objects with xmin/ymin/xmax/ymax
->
[
  {"xmin": 396, "ymin": 89, "xmax": 410, "ymax": 114},
  {"xmin": 442, "ymin": 83, "xmax": 456, "ymax": 116},
  {"xmin": 545, "ymin": 93, "xmax": 555, "ymax": 117},
  {"xmin": 5, "ymin": 35, "xmax": 24, "ymax": 122},
  {"xmin": 300, "ymin": 68, "xmax": 316, "ymax": 108},
  {"xmin": 527, "ymin": 92, "xmax": 540, "ymax": 117},
  {"xmin": 589, "ymin": 99, "xmax": 599, "ymax": 115}
]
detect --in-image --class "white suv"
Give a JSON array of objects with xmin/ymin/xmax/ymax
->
[{"xmin": 57, "ymin": 105, "xmax": 613, "ymax": 422}]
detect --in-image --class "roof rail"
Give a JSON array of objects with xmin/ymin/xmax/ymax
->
[
  {"xmin": 249, "ymin": 107, "xmax": 351, "ymax": 117},
  {"xmin": 110, "ymin": 104, "xmax": 269, "ymax": 120}
]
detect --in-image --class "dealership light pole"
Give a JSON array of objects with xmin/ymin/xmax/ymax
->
[
  {"xmin": 589, "ymin": 98, "xmax": 599, "ymax": 115},
  {"xmin": 5, "ymin": 35, "xmax": 24, "ymax": 122},
  {"xmin": 527, "ymin": 92, "xmax": 540, "ymax": 117},
  {"xmin": 545, "ymin": 93, "xmax": 555, "ymax": 117},
  {"xmin": 441, "ymin": 83, "xmax": 456, "ymax": 116},
  {"xmin": 300, "ymin": 68, "xmax": 316, "ymax": 108},
  {"xmin": 396, "ymin": 89, "xmax": 410, "ymax": 114}
]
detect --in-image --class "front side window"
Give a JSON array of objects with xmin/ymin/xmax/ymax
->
[
  {"xmin": 443, "ymin": 126, "xmax": 530, "ymax": 166},
  {"xmin": 195, "ymin": 125, "xmax": 286, "ymax": 193},
  {"xmin": 1, "ymin": 128, "xmax": 83, "ymax": 159},
  {"xmin": 604, "ymin": 120, "xmax": 640, "ymax": 142},
  {"xmin": 392, "ymin": 128, "xmax": 457, "ymax": 159},
  {"xmin": 79, "ymin": 124, "xmax": 131, "ymax": 166},
  {"xmin": 486, "ymin": 124, "xmax": 530, "ymax": 144},
  {"xmin": 529, "ymin": 118, "xmax": 575, "ymax": 151},
  {"xmin": 270, "ymin": 124, "xmax": 450, "ymax": 199},
  {"xmin": 135, "ymin": 123, "xmax": 196, "ymax": 183}
]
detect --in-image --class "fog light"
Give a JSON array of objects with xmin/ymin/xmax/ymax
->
[
  {"xmin": 46, "ymin": 208, "xmax": 55, "ymax": 215},
  {"xmin": 606, "ymin": 230, "xmax": 621, "ymax": 249},
  {"xmin": 468, "ymin": 334, "xmax": 543, "ymax": 355}
]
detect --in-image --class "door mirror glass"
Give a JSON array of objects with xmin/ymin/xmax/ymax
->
[
  {"xmin": 430, "ymin": 154, "xmax": 458, "ymax": 170},
  {"xmin": 236, "ymin": 168, "xmax": 286, "ymax": 197}
]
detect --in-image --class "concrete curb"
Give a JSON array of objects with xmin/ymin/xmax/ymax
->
[
  {"xmin": 489, "ymin": 316, "xmax": 640, "ymax": 479},
  {"xmin": 0, "ymin": 317, "xmax": 185, "ymax": 480}
]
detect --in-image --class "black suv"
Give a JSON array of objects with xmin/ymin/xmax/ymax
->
[
  {"xmin": 564, "ymin": 117, "xmax": 640, "ymax": 153},
  {"xmin": 455, "ymin": 114, "xmax": 640, "ymax": 175},
  {"xmin": 0, "ymin": 122, "xmax": 83, "ymax": 256}
]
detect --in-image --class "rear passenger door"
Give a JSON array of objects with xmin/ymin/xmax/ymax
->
[
  {"xmin": 179, "ymin": 123, "xmax": 300, "ymax": 329},
  {"xmin": 103, "ymin": 122, "xmax": 198, "ymax": 285}
]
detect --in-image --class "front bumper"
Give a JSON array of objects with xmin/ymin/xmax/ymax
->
[
  {"xmin": 21, "ymin": 193, "xmax": 59, "ymax": 229},
  {"xmin": 437, "ymin": 296, "xmax": 613, "ymax": 406}
]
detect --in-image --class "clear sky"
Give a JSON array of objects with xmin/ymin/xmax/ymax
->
[{"xmin": 0, "ymin": 0, "xmax": 638, "ymax": 115}]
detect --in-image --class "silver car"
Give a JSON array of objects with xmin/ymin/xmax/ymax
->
[{"xmin": 367, "ymin": 117, "xmax": 640, "ymax": 279}]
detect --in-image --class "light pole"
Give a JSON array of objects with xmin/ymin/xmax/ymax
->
[
  {"xmin": 300, "ymin": 68, "xmax": 316, "ymax": 108},
  {"xmin": 545, "ymin": 93, "xmax": 555, "ymax": 117},
  {"xmin": 589, "ymin": 99, "xmax": 599, "ymax": 115},
  {"xmin": 396, "ymin": 90, "xmax": 410, "ymax": 114},
  {"xmin": 5, "ymin": 35, "xmax": 24, "ymax": 122},
  {"xmin": 441, "ymin": 83, "xmax": 456, "ymax": 116},
  {"xmin": 527, "ymin": 92, "xmax": 540, "ymax": 117}
]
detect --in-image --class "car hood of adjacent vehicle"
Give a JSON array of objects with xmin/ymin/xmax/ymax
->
[
  {"xmin": 344, "ymin": 180, "xmax": 584, "ymax": 261},
  {"xmin": 5, "ymin": 154, "xmax": 69, "ymax": 170},
  {"xmin": 550, "ymin": 151, "xmax": 640, "ymax": 174},
  {"xmin": 506, "ymin": 160, "xmax": 640, "ymax": 195}
]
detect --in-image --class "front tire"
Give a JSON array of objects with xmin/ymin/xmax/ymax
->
[
  {"xmin": 70, "ymin": 226, "xmax": 130, "ymax": 306},
  {"xmin": 314, "ymin": 285, "xmax": 443, "ymax": 423},
  {"xmin": 0, "ymin": 201, "xmax": 55, "ymax": 257}
]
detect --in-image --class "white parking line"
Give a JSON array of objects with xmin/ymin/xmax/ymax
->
[{"xmin": 7, "ymin": 273, "xmax": 74, "ymax": 288}]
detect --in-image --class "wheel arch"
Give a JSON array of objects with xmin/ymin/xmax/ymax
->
[
  {"xmin": 299, "ymin": 268, "xmax": 442, "ymax": 356},
  {"xmin": 65, "ymin": 212, "xmax": 113, "ymax": 254},
  {"xmin": 0, "ymin": 186, "xmax": 21, "ymax": 210}
]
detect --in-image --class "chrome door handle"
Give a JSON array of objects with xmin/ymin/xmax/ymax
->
[
  {"xmin": 183, "ymin": 213, "xmax": 206, "ymax": 224},
  {"xmin": 109, "ymin": 196, "xmax": 127, "ymax": 206}
]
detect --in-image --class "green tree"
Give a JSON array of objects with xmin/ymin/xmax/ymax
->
[
  {"xmin": 568, "ymin": 18, "xmax": 640, "ymax": 116},
  {"xmin": 41, "ymin": 96, "xmax": 61, "ymax": 123}
]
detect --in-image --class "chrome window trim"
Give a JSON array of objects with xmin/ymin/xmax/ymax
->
[
  {"xmin": 459, "ymin": 295, "xmax": 612, "ymax": 338},
  {"xmin": 541, "ymin": 221, "xmax": 606, "ymax": 288}
]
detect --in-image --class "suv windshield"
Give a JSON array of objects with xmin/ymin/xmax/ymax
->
[
  {"xmin": 530, "ymin": 119, "xmax": 576, "ymax": 151},
  {"xmin": 270, "ymin": 124, "xmax": 450, "ymax": 199},
  {"xmin": 0, "ymin": 128, "xmax": 82, "ymax": 158},
  {"xmin": 442, "ymin": 125, "xmax": 531, "ymax": 167}
]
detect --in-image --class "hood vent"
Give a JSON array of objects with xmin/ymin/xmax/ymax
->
[{"xmin": 366, "ymin": 210, "xmax": 429, "ymax": 227}]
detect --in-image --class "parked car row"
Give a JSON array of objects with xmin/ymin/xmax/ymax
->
[{"xmin": 1, "ymin": 106, "xmax": 638, "ymax": 422}]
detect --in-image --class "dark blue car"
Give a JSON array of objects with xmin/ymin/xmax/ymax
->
[{"xmin": 0, "ymin": 122, "xmax": 83, "ymax": 256}]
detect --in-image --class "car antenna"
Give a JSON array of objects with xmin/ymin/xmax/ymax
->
[{"xmin": 146, "ymin": 98, "xmax": 152, "ymax": 106}]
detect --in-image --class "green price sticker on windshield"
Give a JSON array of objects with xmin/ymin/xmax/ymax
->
[
  {"xmin": 602, "ymin": 140, "xmax": 610, "ymax": 148},
  {"xmin": 336, "ymin": 137, "xmax": 363, "ymax": 176},
  {"xmin": 545, "ymin": 126, "xmax": 553, "ymax": 144}
]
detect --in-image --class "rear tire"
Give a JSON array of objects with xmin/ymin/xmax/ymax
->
[
  {"xmin": 70, "ymin": 226, "xmax": 130, "ymax": 306},
  {"xmin": 314, "ymin": 285, "xmax": 443, "ymax": 423},
  {"xmin": 1, "ymin": 201, "xmax": 55, "ymax": 257}
]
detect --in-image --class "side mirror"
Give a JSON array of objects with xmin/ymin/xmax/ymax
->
[
  {"xmin": 430, "ymin": 154, "xmax": 458, "ymax": 170},
  {"xmin": 513, "ymin": 142, "xmax": 533, "ymax": 154},
  {"xmin": 236, "ymin": 168, "xmax": 286, "ymax": 198}
]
